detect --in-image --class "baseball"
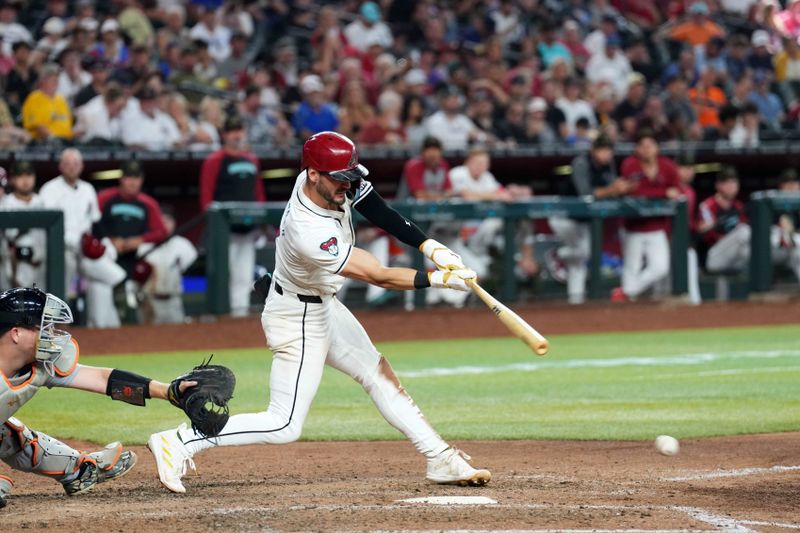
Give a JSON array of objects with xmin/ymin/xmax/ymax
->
[{"xmin": 655, "ymin": 435, "xmax": 680, "ymax": 456}]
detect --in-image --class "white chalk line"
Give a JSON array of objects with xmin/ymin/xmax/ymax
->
[
  {"xmin": 396, "ymin": 349, "xmax": 800, "ymax": 378},
  {"xmin": 664, "ymin": 464, "xmax": 800, "ymax": 481},
  {"xmin": 739, "ymin": 520, "xmax": 800, "ymax": 530},
  {"xmin": 369, "ymin": 530, "xmax": 717, "ymax": 533},
  {"xmin": 673, "ymin": 506, "xmax": 756, "ymax": 533}
]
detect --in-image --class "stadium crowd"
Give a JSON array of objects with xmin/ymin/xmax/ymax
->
[
  {"xmin": 2, "ymin": 0, "xmax": 800, "ymax": 325},
  {"xmin": 0, "ymin": 0, "xmax": 799, "ymax": 150}
]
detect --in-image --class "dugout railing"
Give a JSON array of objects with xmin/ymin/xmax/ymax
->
[
  {"xmin": 0, "ymin": 210, "xmax": 65, "ymax": 299},
  {"xmin": 748, "ymin": 190, "xmax": 800, "ymax": 292},
  {"xmin": 206, "ymin": 199, "xmax": 689, "ymax": 314}
]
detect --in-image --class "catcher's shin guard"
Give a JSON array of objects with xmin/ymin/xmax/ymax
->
[
  {"xmin": 1, "ymin": 417, "xmax": 91, "ymax": 491},
  {"xmin": 0, "ymin": 475, "xmax": 13, "ymax": 509}
]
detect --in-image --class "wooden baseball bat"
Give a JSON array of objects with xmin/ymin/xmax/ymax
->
[{"xmin": 466, "ymin": 279, "xmax": 549, "ymax": 356}]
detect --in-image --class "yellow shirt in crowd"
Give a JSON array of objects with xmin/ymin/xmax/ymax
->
[{"xmin": 21, "ymin": 89, "xmax": 73, "ymax": 140}]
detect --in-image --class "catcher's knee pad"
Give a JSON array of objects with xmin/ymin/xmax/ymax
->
[{"xmin": 1, "ymin": 417, "xmax": 83, "ymax": 483}]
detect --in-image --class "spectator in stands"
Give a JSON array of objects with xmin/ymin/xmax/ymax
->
[
  {"xmin": 424, "ymin": 84, "xmax": 486, "ymax": 150},
  {"xmin": 540, "ymin": 78, "xmax": 568, "ymax": 139},
  {"xmin": 90, "ymin": 160, "xmax": 167, "ymax": 328},
  {"xmin": 614, "ymin": 72, "xmax": 647, "ymax": 140},
  {"xmin": 401, "ymin": 136, "xmax": 451, "ymax": 200},
  {"xmin": 697, "ymin": 166, "xmax": 750, "ymax": 273},
  {"xmin": 401, "ymin": 94, "xmax": 428, "ymax": 149},
  {"xmin": 22, "ymin": 63, "xmax": 72, "ymax": 143},
  {"xmin": 537, "ymin": 20, "xmax": 572, "ymax": 69},
  {"xmin": 688, "ymin": 66, "xmax": 727, "ymax": 130},
  {"xmin": 199, "ymin": 114, "xmax": 264, "ymax": 316},
  {"xmin": 726, "ymin": 35, "xmax": 751, "ymax": 83},
  {"xmin": 293, "ymin": 74, "xmax": 338, "ymax": 140},
  {"xmin": 561, "ymin": 20, "xmax": 590, "ymax": 73},
  {"xmin": 118, "ymin": 0, "xmax": 155, "ymax": 48},
  {"xmin": 662, "ymin": 74, "xmax": 698, "ymax": 135},
  {"xmin": 5, "ymin": 41, "xmax": 36, "ymax": 115},
  {"xmin": 191, "ymin": 39, "xmax": 217, "ymax": 82},
  {"xmin": 345, "ymin": 1, "xmax": 393, "ymax": 52},
  {"xmin": 56, "ymin": 48, "xmax": 90, "ymax": 107},
  {"xmin": 547, "ymin": 134, "xmax": 627, "ymax": 304},
  {"xmin": 156, "ymin": 5, "xmax": 187, "ymax": 58},
  {"xmin": 0, "ymin": 161, "xmax": 46, "ymax": 289},
  {"xmin": 0, "ymin": 94, "xmax": 29, "ymax": 148},
  {"xmin": 494, "ymin": 99, "xmax": 528, "ymax": 145},
  {"xmin": 0, "ymin": 1, "xmax": 32, "ymax": 56},
  {"xmin": 625, "ymin": 38, "xmax": 660, "ymax": 84},
  {"xmin": 661, "ymin": 48, "xmax": 699, "ymax": 88},
  {"xmin": 730, "ymin": 101, "xmax": 761, "ymax": 147},
  {"xmin": 217, "ymin": 31, "xmax": 250, "ymax": 82},
  {"xmin": 73, "ymin": 81, "xmax": 125, "ymax": 145},
  {"xmin": 190, "ymin": 6, "xmax": 231, "ymax": 63},
  {"xmin": 748, "ymin": 30, "xmax": 775, "ymax": 74},
  {"xmin": 71, "ymin": 18, "xmax": 98, "ymax": 56},
  {"xmin": 240, "ymin": 84, "xmax": 291, "ymax": 147},
  {"xmin": 774, "ymin": 35, "xmax": 800, "ymax": 101},
  {"xmin": 359, "ymin": 90, "xmax": 406, "ymax": 145},
  {"xmin": 584, "ymin": 13, "xmax": 618, "ymax": 52},
  {"xmin": 556, "ymin": 77, "xmax": 596, "ymax": 137},
  {"xmin": 585, "ymin": 33, "xmax": 632, "ymax": 99},
  {"xmin": 615, "ymin": 130, "xmax": 682, "ymax": 302},
  {"xmin": 773, "ymin": 0, "xmax": 800, "ymax": 38},
  {"xmin": 665, "ymin": 1, "xmax": 725, "ymax": 47},
  {"xmin": 31, "ymin": 17, "xmax": 67, "ymax": 65},
  {"xmin": 74, "ymin": 56, "xmax": 108, "ymax": 108},
  {"xmin": 137, "ymin": 207, "xmax": 198, "ymax": 325},
  {"xmin": 121, "ymin": 88, "xmax": 182, "ymax": 150},
  {"xmin": 91, "ymin": 19, "xmax": 129, "ymax": 67},
  {"xmin": 166, "ymin": 92, "xmax": 217, "ymax": 150},
  {"xmin": 748, "ymin": 71, "xmax": 784, "ymax": 130},
  {"xmin": 338, "ymin": 80, "xmax": 375, "ymax": 141},
  {"xmin": 696, "ymin": 36, "xmax": 728, "ymax": 79},
  {"xmin": 771, "ymin": 169, "xmax": 800, "ymax": 283},
  {"xmin": 525, "ymin": 97, "xmax": 559, "ymax": 144},
  {"xmin": 112, "ymin": 43, "xmax": 152, "ymax": 96},
  {"xmin": 704, "ymin": 104, "xmax": 740, "ymax": 141},
  {"xmin": 39, "ymin": 148, "xmax": 100, "ymax": 299}
]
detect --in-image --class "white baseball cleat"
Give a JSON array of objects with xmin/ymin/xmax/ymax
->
[
  {"xmin": 426, "ymin": 447, "xmax": 491, "ymax": 486},
  {"xmin": 146, "ymin": 423, "xmax": 196, "ymax": 493}
]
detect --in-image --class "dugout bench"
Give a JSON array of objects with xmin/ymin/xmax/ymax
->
[
  {"xmin": 206, "ymin": 198, "xmax": 689, "ymax": 314},
  {"xmin": 748, "ymin": 190, "xmax": 800, "ymax": 293}
]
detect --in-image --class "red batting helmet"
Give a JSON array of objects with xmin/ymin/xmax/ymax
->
[{"xmin": 301, "ymin": 131, "xmax": 369, "ymax": 182}]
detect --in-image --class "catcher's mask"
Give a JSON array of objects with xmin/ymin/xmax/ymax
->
[{"xmin": 0, "ymin": 287, "xmax": 74, "ymax": 376}]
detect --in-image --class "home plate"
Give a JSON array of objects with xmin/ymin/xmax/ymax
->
[{"xmin": 398, "ymin": 496, "xmax": 497, "ymax": 505}]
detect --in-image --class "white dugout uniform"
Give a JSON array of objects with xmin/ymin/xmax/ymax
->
[
  {"xmin": 0, "ymin": 193, "xmax": 47, "ymax": 289},
  {"xmin": 179, "ymin": 172, "xmax": 449, "ymax": 458}
]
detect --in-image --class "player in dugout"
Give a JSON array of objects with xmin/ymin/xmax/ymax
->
[
  {"xmin": 0, "ymin": 287, "xmax": 199, "ymax": 509},
  {"xmin": 148, "ymin": 131, "xmax": 492, "ymax": 493}
]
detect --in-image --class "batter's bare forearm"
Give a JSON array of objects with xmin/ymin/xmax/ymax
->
[{"xmin": 342, "ymin": 247, "xmax": 418, "ymax": 290}]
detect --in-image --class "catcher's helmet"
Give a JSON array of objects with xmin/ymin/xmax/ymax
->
[
  {"xmin": 0, "ymin": 287, "xmax": 47, "ymax": 328},
  {"xmin": 301, "ymin": 131, "xmax": 369, "ymax": 182}
]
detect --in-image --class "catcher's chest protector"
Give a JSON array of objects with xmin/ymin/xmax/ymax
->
[{"xmin": 0, "ymin": 339, "xmax": 79, "ymax": 423}]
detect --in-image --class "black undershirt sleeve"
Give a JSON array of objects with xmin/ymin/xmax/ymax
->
[{"xmin": 354, "ymin": 189, "xmax": 428, "ymax": 248}]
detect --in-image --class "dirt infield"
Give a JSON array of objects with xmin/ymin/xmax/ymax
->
[
  {"xmin": 5, "ymin": 301, "xmax": 799, "ymax": 531},
  {"xmin": 4, "ymin": 434, "xmax": 798, "ymax": 531}
]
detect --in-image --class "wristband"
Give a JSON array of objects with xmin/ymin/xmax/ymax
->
[
  {"xmin": 413, "ymin": 270, "xmax": 431, "ymax": 289},
  {"xmin": 106, "ymin": 369, "xmax": 152, "ymax": 406}
]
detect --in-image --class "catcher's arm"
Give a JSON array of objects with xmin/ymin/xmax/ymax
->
[{"xmin": 66, "ymin": 365, "xmax": 196, "ymax": 404}]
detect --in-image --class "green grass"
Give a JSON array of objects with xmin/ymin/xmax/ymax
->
[{"xmin": 15, "ymin": 324, "xmax": 800, "ymax": 444}]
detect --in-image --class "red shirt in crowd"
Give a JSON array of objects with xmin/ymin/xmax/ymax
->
[
  {"xmin": 620, "ymin": 155, "xmax": 681, "ymax": 233},
  {"xmin": 698, "ymin": 195, "xmax": 747, "ymax": 246},
  {"xmin": 402, "ymin": 157, "xmax": 451, "ymax": 198}
]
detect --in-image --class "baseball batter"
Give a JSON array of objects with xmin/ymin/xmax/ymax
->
[
  {"xmin": 0, "ymin": 287, "xmax": 198, "ymax": 508},
  {"xmin": 148, "ymin": 132, "xmax": 491, "ymax": 493}
]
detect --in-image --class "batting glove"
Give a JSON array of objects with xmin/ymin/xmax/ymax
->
[
  {"xmin": 429, "ymin": 269, "xmax": 477, "ymax": 291},
  {"xmin": 420, "ymin": 239, "xmax": 467, "ymax": 271}
]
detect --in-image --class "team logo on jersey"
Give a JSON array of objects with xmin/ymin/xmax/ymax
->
[{"xmin": 320, "ymin": 237, "xmax": 339, "ymax": 256}]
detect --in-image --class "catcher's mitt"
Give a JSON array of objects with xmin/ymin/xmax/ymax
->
[{"xmin": 168, "ymin": 356, "xmax": 235, "ymax": 438}]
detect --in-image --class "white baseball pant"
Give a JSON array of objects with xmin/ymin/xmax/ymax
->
[
  {"xmin": 548, "ymin": 217, "xmax": 590, "ymax": 304},
  {"xmin": 706, "ymin": 224, "xmax": 750, "ymax": 272},
  {"xmin": 622, "ymin": 229, "xmax": 671, "ymax": 298},
  {"xmin": 229, "ymin": 232, "xmax": 256, "ymax": 317},
  {"xmin": 180, "ymin": 283, "xmax": 450, "ymax": 459}
]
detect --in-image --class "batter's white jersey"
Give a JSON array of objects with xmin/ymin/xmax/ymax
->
[
  {"xmin": 273, "ymin": 171, "xmax": 373, "ymax": 296},
  {"xmin": 39, "ymin": 176, "xmax": 101, "ymax": 251}
]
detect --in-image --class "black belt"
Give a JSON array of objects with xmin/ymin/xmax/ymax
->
[{"xmin": 274, "ymin": 282, "xmax": 323, "ymax": 304}]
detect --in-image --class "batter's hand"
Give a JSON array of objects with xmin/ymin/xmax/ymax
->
[
  {"xmin": 420, "ymin": 239, "xmax": 466, "ymax": 271},
  {"xmin": 429, "ymin": 269, "xmax": 477, "ymax": 291}
]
